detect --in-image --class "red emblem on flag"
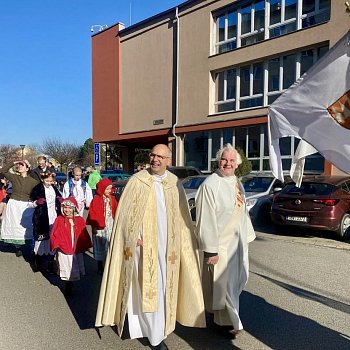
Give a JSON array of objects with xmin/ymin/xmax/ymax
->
[{"xmin": 327, "ymin": 90, "xmax": 350, "ymax": 129}]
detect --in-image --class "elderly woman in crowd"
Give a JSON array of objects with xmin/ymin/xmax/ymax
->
[{"xmin": 0, "ymin": 160, "xmax": 38, "ymax": 257}]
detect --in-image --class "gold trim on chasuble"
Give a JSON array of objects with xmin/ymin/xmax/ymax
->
[
  {"xmin": 142, "ymin": 178, "xmax": 159, "ymax": 312},
  {"xmin": 165, "ymin": 185, "xmax": 179, "ymax": 330},
  {"xmin": 119, "ymin": 185, "xmax": 144, "ymax": 325}
]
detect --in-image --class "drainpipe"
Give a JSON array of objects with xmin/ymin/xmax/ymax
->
[{"xmin": 172, "ymin": 6, "xmax": 180, "ymax": 165}]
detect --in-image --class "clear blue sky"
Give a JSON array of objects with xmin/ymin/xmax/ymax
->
[{"xmin": 0, "ymin": 0, "xmax": 183, "ymax": 147}]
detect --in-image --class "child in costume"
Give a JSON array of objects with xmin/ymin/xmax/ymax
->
[
  {"xmin": 50, "ymin": 197, "xmax": 92, "ymax": 296},
  {"xmin": 86, "ymin": 178, "xmax": 118, "ymax": 274},
  {"xmin": 30, "ymin": 172, "xmax": 62, "ymax": 273}
]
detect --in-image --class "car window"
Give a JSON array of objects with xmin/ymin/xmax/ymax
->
[
  {"xmin": 183, "ymin": 177, "xmax": 206, "ymax": 189},
  {"xmin": 342, "ymin": 181, "xmax": 350, "ymax": 193},
  {"xmin": 281, "ymin": 183, "xmax": 335, "ymax": 196},
  {"xmin": 243, "ymin": 177, "xmax": 274, "ymax": 193},
  {"xmin": 187, "ymin": 169, "xmax": 200, "ymax": 177}
]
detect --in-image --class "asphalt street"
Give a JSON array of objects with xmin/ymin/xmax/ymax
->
[{"xmin": 0, "ymin": 227, "xmax": 349, "ymax": 350}]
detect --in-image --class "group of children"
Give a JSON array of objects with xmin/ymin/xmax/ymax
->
[{"xmin": 30, "ymin": 172, "xmax": 117, "ymax": 296}]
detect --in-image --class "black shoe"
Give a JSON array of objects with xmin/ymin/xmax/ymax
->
[
  {"xmin": 46, "ymin": 259, "xmax": 56, "ymax": 274},
  {"xmin": 15, "ymin": 248, "xmax": 23, "ymax": 257},
  {"xmin": 150, "ymin": 341, "xmax": 168, "ymax": 350},
  {"xmin": 97, "ymin": 261, "xmax": 104, "ymax": 275},
  {"xmin": 64, "ymin": 282, "xmax": 73, "ymax": 297}
]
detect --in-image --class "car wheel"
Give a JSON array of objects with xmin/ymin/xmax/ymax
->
[
  {"xmin": 336, "ymin": 213, "xmax": 350, "ymax": 239},
  {"xmin": 188, "ymin": 198, "xmax": 195, "ymax": 209}
]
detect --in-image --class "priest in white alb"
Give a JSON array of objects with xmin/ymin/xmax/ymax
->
[
  {"xmin": 195, "ymin": 144, "xmax": 255, "ymax": 339},
  {"xmin": 95, "ymin": 144, "xmax": 206, "ymax": 350}
]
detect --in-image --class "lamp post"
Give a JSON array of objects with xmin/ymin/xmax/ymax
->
[{"xmin": 19, "ymin": 144, "xmax": 25, "ymax": 160}]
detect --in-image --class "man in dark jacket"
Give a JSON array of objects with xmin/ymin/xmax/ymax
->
[{"xmin": 30, "ymin": 155, "xmax": 55, "ymax": 182}]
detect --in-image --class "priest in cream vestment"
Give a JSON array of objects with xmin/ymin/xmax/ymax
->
[
  {"xmin": 196, "ymin": 144, "xmax": 255, "ymax": 339},
  {"xmin": 95, "ymin": 144, "xmax": 205, "ymax": 350}
]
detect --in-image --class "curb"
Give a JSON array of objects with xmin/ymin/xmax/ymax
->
[{"xmin": 255, "ymin": 230, "xmax": 350, "ymax": 251}]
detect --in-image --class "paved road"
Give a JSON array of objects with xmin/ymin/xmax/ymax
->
[{"xmin": 0, "ymin": 228, "xmax": 349, "ymax": 350}]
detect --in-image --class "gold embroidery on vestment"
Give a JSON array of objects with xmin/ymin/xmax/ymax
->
[
  {"xmin": 124, "ymin": 247, "xmax": 133, "ymax": 260},
  {"xmin": 168, "ymin": 251, "xmax": 177, "ymax": 264},
  {"xmin": 146, "ymin": 288, "xmax": 156, "ymax": 299}
]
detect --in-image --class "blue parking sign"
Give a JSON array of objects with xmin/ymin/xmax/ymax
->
[{"xmin": 94, "ymin": 143, "xmax": 100, "ymax": 165}]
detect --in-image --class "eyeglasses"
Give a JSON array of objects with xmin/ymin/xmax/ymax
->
[{"xmin": 149, "ymin": 153, "xmax": 170, "ymax": 160}]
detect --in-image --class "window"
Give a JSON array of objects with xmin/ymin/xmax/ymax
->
[
  {"xmin": 184, "ymin": 132, "xmax": 208, "ymax": 170},
  {"xmin": 215, "ymin": 11, "xmax": 237, "ymax": 53},
  {"xmin": 240, "ymin": 1, "xmax": 265, "ymax": 47},
  {"xmin": 302, "ymin": 0, "xmax": 331, "ymax": 28},
  {"xmin": 215, "ymin": 44, "xmax": 328, "ymax": 113},
  {"xmin": 184, "ymin": 126, "xmax": 324, "ymax": 173},
  {"xmin": 213, "ymin": 0, "xmax": 330, "ymax": 54},
  {"xmin": 239, "ymin": 62, "xmax": 264, "ymax": 109},
  {"xmin": 269, "ymin": 0, "xmax": 297, "ymax": 38},
  {"xmin": 215, "ymin": 69, "xmax": 236, "ymax": 113}
]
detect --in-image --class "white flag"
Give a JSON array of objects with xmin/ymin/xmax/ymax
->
[
  {"xmin": 268, "ymin": 30, "xmax": 350, "ymax": 181},
  {"xmin": 290, "ymin": 140, "xmax": 317, "ymax": 187}
]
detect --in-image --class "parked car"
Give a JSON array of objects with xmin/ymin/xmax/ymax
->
[
  {"xmin": 54, "ymin": 172, "xmax": 67, "ymax": 191},
  {"xmin": 101, "ymin": 173, "xmax": 131, "ymax": 182},
  {"xmin": 182, "ymin": 175, "xmax": 208, "ymax": 220},
  {"xmin": 270, "ymin": 175, "xmax": 350, "ymax": 239},
  {"xmin": 241, "ymin": 172, "xmax": 288, "ymax": 226},
  {"xmin": 113, "ymin": 179, "xmax": 129, "ymax": 201},
  {"xmin": 167, "ymin": 166, "xmax": 202, "ymax": 179}
]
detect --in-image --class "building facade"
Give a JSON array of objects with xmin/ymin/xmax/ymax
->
[{"xmin": 91, "ymin": 0, "xmax": 348, "ymax": 174}]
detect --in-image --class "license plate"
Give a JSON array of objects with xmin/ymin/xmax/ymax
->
[{"xmin": 286, "ymin": 216, "xmax": 308, "ymax": 222}]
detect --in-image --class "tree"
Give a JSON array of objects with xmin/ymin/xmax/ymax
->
[
  {"xmin": 235, "ymin": 147, "xmax": 252, "ymax": 177},
  {"xmin": 135, "ymin": 148, "xmax": 150, "ymax": 167},
  {"xmin": 80, "ymin": 138, "xmax": 94, "ymax": 167},
  {"xmin": 210, "ymin": 147, "xmax": 252, "ymax": 177},
  {"xmin": 41, "ymin": 138, "xmax": 80, "ymax": 173},
  {"xmin": 0, "ymin": 144, "xmax": 20, "ymax": 166}
]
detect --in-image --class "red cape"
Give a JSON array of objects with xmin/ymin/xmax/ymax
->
[
  {"xmin": 86, "ymin": 195, "xmax": 117, "ymax": 229},
  {"xmin": 50, "ymin": 215, "xmax": 92, "ymax": 254}
]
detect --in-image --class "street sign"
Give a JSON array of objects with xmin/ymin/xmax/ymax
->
[{"xmin": 94, "ymin": 143, "xmax": 100, "ymax": 165}]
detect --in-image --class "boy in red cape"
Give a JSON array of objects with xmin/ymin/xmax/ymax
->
[
  {"xmin": 86, "ymin": 178, "xmax": 118, "ymax": 274},
  {"xmin": 50, "ymin": 196, "xmax": 92, "ymax": 296}
]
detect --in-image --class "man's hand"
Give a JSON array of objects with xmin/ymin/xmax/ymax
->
[
  {"xmin": 136, "ymin": 239, "xmax": 143, "ymax": 247},
  {"xmin": 207, "ymin": 255, "xmax": 219, "ymax": 265}
]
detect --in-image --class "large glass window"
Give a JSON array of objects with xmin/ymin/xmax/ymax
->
[
  {"xmin": 184, "ymin": 127, "xmax": 324, "ymax": 173},
  {"xmin": 184, "ymin": 132, "xmax": 208, "ymax": 170},
  {"xmin": 213, "ymin": 0, "xmax": 330, "ymax": 54},
  {"xmin": 214, "ymin": 44, "xmax": 328, "ymax": 113}
]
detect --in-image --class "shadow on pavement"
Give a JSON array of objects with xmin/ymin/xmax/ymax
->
[
  {"xmin": 174, "ymin": 319, "xmax": 241, "ymax": 350},
  {"xmin": 240, "ymin": 291, "xmax": 350, "ymax": 350},
  {"xmin": 42, "ymin": 253, "xmax": 102, "ymax": 330},
  {"xmin": 253, "ymin": 272, "xmax": 350, "ymax": 315}
]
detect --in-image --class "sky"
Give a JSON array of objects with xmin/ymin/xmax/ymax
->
[{"xmin": 0, "ymin": 0, "xmax": 184, "ymax": 148}]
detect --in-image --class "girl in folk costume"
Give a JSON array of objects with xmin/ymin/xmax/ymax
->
[
  {"xmin": 30, "ymin": 172, "xmax": 62, "ymax": 272},
  {"xmin": 50, "ymin": 197, "xmax": 92, "ymax": 296},
  {"xmin": 86, "ymin": 178, "xmax": 118, "ymax": 274}
]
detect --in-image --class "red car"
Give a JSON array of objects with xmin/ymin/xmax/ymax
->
[{"xmin": 271, "ymin": 176, "xmax": 350, "ymax": 239}]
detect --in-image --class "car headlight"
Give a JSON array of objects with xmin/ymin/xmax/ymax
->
[{"xmin": 246, "ymin": 198, "xmax": 258, "ymax": 208}]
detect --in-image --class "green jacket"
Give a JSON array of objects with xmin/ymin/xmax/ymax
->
[{"xmin": 88, "ymin": 170, "xmax": 102, "ymax": 190}]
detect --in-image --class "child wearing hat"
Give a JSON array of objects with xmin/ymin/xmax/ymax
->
[
  {"xmin": 50, "ymin": 196, "xmax": 92, "ymax": 296},
  {"xmin": 86, "ymin": 178, "xmax": 118, "ymax": 274}
]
